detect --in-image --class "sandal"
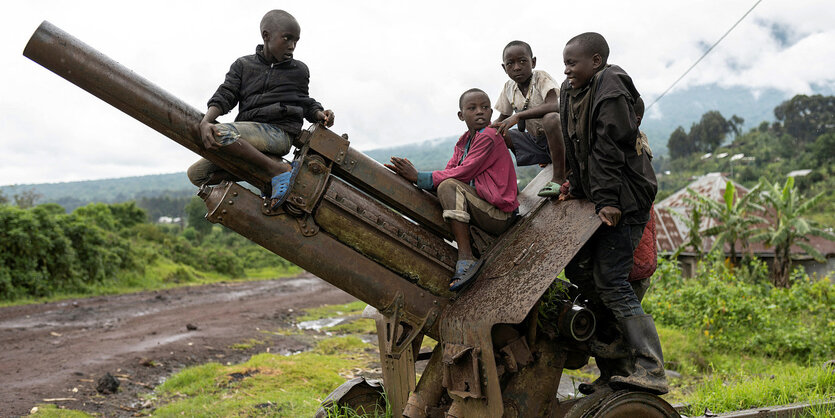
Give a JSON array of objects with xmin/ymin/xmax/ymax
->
[
  {"xmin": 449, "ymin": 259, "xmax": 484, "ymax": 292},
  {"xmin": 537, "ymin": 181, "xmax": 562, "ymax": 198},
  {"xmin": 270, "ymin": 160, "xmax": 301, "ymax": 210}
]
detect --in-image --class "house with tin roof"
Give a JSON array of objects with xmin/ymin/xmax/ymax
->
[{"xmin": 653, "ymin": 173, "xmax": 835, "ymax": 278}]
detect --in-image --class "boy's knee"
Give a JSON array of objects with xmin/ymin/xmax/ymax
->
[
  {"xmin": 187, "ymin": 161, "xmax": 209, "ymax": 187},
  {"xmin": 437, "ymin": 178, "xmax": 460, "ymax": 194}
]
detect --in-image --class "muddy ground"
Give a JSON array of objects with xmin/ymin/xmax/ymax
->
[{"xmin": 0, "ymin": 273, "xmax": 355, "ymax": 417}]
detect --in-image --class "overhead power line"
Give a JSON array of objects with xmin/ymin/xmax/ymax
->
[{"xmin": 646, "ymin": 0, "xmax": 764, "ymax": 110}]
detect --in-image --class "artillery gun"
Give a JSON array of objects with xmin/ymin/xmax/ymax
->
[{"xmin": 24, "ymin": 21, "xmax": 679, "ymax": 418}]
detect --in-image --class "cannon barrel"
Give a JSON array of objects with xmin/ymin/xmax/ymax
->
[
  {"xmin": 22, "ymin": 20, "xmax": 452, "ymax": 241},
  {"xmin": 22, "ymin": 21, "xmax": 263, "ymax": 189}
]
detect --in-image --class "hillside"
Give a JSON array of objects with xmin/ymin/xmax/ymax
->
[
  {"xmin": 641, "ymin": 83, "xmax": 835, "ymax": 156},
  {"xmin": 4, "ymin": 86, "xmax": 832, "ymax": 217}
]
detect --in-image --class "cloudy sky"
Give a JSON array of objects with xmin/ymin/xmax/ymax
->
[{"xmin": 2, "ymin": 0, "xmax": 833, "ymax": 186}]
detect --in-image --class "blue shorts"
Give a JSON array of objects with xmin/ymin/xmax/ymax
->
[{"xmin": 508, "ymin": 129, "xmax": 551, "ymax": 166}]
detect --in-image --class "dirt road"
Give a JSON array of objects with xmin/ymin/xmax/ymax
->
[{"xmin": 0, "ymin": 273, "xmax": 354, "ymax": 416}]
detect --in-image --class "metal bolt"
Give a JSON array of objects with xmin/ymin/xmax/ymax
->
[
  {"xmin": 232, "ymin": 192, "xmax": 238, "ymax": 197},
  {"xmin": 221, "ymin": 209, "xmax": 227, "ymax": 214},
  {"xmin": 227, "ymin": 200, "xmax": 234, "ymax": 205}
]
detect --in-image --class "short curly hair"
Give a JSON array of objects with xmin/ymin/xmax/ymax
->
[
  {"xmin": 459, "ymin": 88, "xmax": 488, "ymax": 109},
  {"xmin": 502, "ymin": 40, "xmax": 533, "ymax": 60},
  {"xmin": 566, "ymin": 32, "xmax": 609, "ymax": 66}
]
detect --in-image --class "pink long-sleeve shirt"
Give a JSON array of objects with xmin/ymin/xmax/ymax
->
[{"xmin": 419, "ymin": 127, "xmax": 519, "ymax": 213}]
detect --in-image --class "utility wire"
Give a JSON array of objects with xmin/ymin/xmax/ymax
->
[{"xmin": 646, "ymin": 0, "xmax": 763, "ymax": 110}]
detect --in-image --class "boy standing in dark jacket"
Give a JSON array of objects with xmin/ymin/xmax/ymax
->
[
  {"xmin": 188, "ymin": 10, "xmax": 334, "ymax": 209},
  {"xmin": 558, "ymin": 32, "xmax": 667, "ymax": 395}
]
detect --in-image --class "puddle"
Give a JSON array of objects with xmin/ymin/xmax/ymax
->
[
  {"xmin": 296, "ymin": 317, "xmax": 346, "ymax": 331},
  {"xmin": 359, "ymin": 334, "xmax": 377, "ymax": 344}
]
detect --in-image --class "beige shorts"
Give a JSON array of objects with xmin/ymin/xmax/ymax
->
[{"xmin": 436, "ymin": 178, "xmax": 516, "ymax": 236}]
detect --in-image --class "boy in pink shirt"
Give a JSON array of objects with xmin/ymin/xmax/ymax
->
[{"xmin": 386, "ymin": 88, "xmax": 519, "ymax": 291}]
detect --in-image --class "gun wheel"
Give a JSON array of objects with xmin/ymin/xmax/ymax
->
[
  {"xmin": 314, "ymin": 377, "xmax": 387, "ymax": 418},
  {"xmin": 564, "ymin": 388, "xmax": 679, "ymax": 418}
]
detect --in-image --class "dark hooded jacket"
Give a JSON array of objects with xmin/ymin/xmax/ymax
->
[
  {"xmin": 208, "ymin": 45, "xmax": 324, "ymax": 136},
  {"xmin": 560, "ymin": 65, "xmax": 657, "ymax": 224}
]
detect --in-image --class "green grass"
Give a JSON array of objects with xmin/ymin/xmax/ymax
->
[
  {"xmin": 681, "ymin": 364, "xmax": 835, "ymax": 416},
  {"xmin": 0, "ymin": 258, "xmax": 300, "ymax": 308},
  {"xmin": 298, "ymin": 301, "xmax": 368, "ymax": 322},
  {"xmin": 326, "ymin": 318, "xmax": 377, "ymax": 335},
  {"xmin": 230, "ymin": 338, "xmax": 266, "ymax": 350},
  {"xmin": 151, "ymin": 336, "xmax": 374, "ymax": 417},
  {"xmin": 30, "ymin": 404, "xmax": 92, "ymax": 417},
  {"xmin": 29, "ymin": 298, "xmax": 835, "ymax": 417},
  {"xmin": 657, "ymin": 324, "xmax": 835, "ymax": 412}
]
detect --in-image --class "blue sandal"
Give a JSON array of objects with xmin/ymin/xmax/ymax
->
[
  {"xmin": 449, "ymin": 259, "xmax": 484, "ymax": 291},
  {"xmin": 270, "ymin": 160, "xmax": 301, "ymax": 210}
]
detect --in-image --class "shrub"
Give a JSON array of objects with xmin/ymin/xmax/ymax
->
[{"xmin": 644, "ymin": 254, "xmax": 834, "ymax": 361}]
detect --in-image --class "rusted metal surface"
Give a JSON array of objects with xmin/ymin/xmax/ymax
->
[
  {"xmin": 317, "ymin": 178, "xmax": 456, "ymax": 297},
  {"xmin": 654, "ymin": 173, "xmax": 744, "ymax": 254},
  {"xmin": 500, "ymin": 337, "xmax": 568, "ymax": 417},
  {"xmin": 561, "ymin": 388, "xmax": 680, "ymax": 417},
  {"xmin": 403, "ymin": 345, "xmax": 445, "ymax": 418},
  {"xmin": 445, "ymin": 171, "xmax": 601, "ymax": 327},
  {"xmin": 300, "ymin": 128, "xmax": 452, "ymax": 240},
  {"xmin": 368, "ymin": 308, "xmax": 418, "ymax": 416},
  {"xmin": 314, "ymin": 377, "xmax": 386, "ymax": 418},
  {"xmin": 437, "ymin": 169, "xmax": 601, "ymax": 416},
  {"xmin": 23, "ymin": 21, "xmax": 264, "ymax": 189},
  {"xmin": 200, "ymin": 181, "xmax": 446, "ymax": 340}
]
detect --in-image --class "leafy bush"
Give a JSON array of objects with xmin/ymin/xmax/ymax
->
[
  {"xmin": 1, "ymin": 200, "xmax": 294, "ymax": 302},
  {"xmin": 644, "ymin": 254, "xmax": 834, "ymax": 361}
]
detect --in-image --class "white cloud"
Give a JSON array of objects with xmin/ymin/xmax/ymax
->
[{"xmin": 2, "ymin": 0, "xmax": 834, "ymax": 185}]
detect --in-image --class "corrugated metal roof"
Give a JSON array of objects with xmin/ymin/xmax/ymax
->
[{"xmin": 653, "ymin": 173, "xmax": 835, "ymax": 257}]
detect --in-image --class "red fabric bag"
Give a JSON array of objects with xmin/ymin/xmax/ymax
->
[{"xmin": 629, "ymin": 206, "xmax": 657, "ymax": 281}]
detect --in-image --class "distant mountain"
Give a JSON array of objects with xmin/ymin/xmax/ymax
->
[
  {"xmin": 640, "ymin": 83, "xmax": 835, "ymax": 156},
  {"xmin": 1, "ymin": 173, "xmax": 195, "ymax": 212},
  {"xmin": 5, "ymin": 85, "xmax": 832, "ymax": 212},
  {"xmin": 363, "ymin": 135, "xmax": 459, "ymax": 171}
]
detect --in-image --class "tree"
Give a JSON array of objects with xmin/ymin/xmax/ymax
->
[
  {"xmin": 667, "ymin": 126, "xmax": 692, "ymax": 159},
  {"xmin": 671, "ymin": 193, "xmax": 707, "ymax": 260},
  {"xmin": 667, "ymin": 111, "xmax": 743, "ymax": 159},
  {"xmin": 0, "ymin": 190, "xmax": 8, "ymax": 205},
  {"xmin": 693, "ymin": 181, "xmax": 764, "ymax": 267},
  {"xmin": 688, "ymin": 111, "xmax": 742, "ymax": 153},
  {"xmin": 184, "ymin": 196, "xmax": 213, "ymax": 237},
  {"xmin": 774, "ymin": 94, "xmax": 835, "ymax": 145},
  {"xmin": 13, "ymin": 189, "xmax": 42, "ymax": 209},
  {"xmin": 809, "ymin": 133, "xmax": 835, "ymax": 164},
  {"xmin": 752, "ymin": 176, "xmax": 835, "ymax": 288}
]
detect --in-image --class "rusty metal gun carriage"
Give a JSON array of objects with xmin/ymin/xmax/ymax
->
[{"xmin": 24, "ymin": 21, "xmax": 678, "ymax": 418}]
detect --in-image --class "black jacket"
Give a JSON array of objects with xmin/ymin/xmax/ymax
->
[
  {"xmin": 208, "ymin": 45, "xmax": 324, "ymax": 136},
  {"xmin": 560, "ymin": 65, "xmax": 657, "ymax": 223}
]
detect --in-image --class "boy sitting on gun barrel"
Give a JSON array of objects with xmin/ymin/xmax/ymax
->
[{"xmin": 187, "ymin": 9, "xmax": 334, "ymax": 210}]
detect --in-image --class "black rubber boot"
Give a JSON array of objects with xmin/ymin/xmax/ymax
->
[
  {"xmin": 579, "ymin": 357, "xmax": 612, "ymax": 395},
  {"xmin": 609, "ymin": 314, "xmax": 669, "ymax": 395},
  {"xmin": 579, "ymin": 355, "xmax": 631, "ymax": 395}
]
